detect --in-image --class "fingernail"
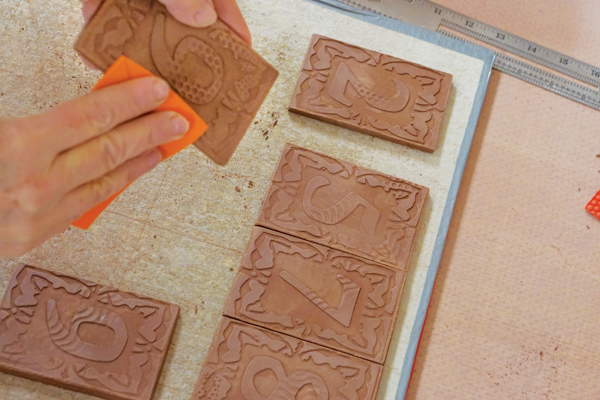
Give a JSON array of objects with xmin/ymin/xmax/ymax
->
[
  {"xmin": 194, "ymin": 2, "xmax": 218, "ymax": 27},
  {"xmin": 170, "ymin": 114, "xmax": 190, "ymax": 136},
  {"xmin": 152, "ymin": 79, "xmax": 170, "ymax": 102}
]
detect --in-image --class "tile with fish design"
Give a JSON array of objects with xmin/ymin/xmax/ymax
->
[
  {"xmin": 0, "ymin": 264, "xmax": 179, "ymax": 400},
  {"xmin": 75, "ymin": 0, "xmax": 278, "ymax": 165},
  {"xmin": 256, "ymin": 143, "xmax": 429, "ymax": 270}
]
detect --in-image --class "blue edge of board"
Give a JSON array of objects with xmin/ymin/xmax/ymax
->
[{"xmin": 302, "ymin": 1, "xmax": 496, "ymax": 398}]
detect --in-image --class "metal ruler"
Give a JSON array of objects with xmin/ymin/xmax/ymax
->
[{"xmin": 333, "ymin": 0, "xmax": 600, "ymax": 110}]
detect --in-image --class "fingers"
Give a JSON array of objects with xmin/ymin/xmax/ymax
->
[
  {"xmin": 59, "ymin": 149, "xmax": 162, "ymax": 223},
  {"xmin": 80, "ymin": 0, "xmax": 250, "ymax": 45},
  {"xmin": 0, "ymin": 217, "xmax": 70, "ymax": 258},
  {"xmin": 159, "ymin": 0, "xmax": 217, "ymax": 27},
  {"xmin": 214, "ymin": 0, "xmax": 251, "ymax": 45},
  {"xmin": 2, "ymin": 149, "xmax": 163, "ymax": 255},
  {"xmin": 157, "ymin": 0, "xmax": 251, "ymax": 45},
  {"xmin": 43, "ymin": 77, "xmax": 170, "ymax": 152},
  {"xmin": 81, "ymin": 0, "xmax": 103, "ymax": 24},
  {"xmin": 52, "ymin": 111, "xmax": 189, "ymax": 194}
]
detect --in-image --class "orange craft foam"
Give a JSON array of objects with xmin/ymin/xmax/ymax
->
[
  {"xmin": 586, "ymin": 189, "xmax": 600, "ymax": 221},
  {"xmin": 71, "ymin": 56, "xmax": 207, "ymax": 230}
]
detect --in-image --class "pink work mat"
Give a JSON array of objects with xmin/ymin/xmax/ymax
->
[{"xmin": 407, "ymin": 0, "xmax": 600, "ymax": 399}]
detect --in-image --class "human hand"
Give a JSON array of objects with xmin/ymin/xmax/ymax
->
[
  {"xmin": 81, "ymin": 0, "xmax": 251, "ymax": 45},
  {"xmin": 0, "ymin": 77, "xmax": 189, "ymax": 257}
]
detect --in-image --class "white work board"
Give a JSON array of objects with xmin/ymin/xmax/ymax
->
[{"xmin": 0, "ymin": 0, "xmax": 494, "ymax": 398}]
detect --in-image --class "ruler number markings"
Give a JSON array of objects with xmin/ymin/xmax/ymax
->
[
  {"xmin": 443, "ymin": 8, "xmax": 600, "ymax": 86},
  {"xmin": 330, "ymin": 0, "xmax": 600, "ymax": 110},
  {"xmin": 438, "ymin": 30, "xmax": 600, "ymax": 109},
  {"xmin": 440, "ymin": 16, "xmax": 600, "ymax": 87}
]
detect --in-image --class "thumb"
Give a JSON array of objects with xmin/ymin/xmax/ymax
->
[{"xmin": 158, "ymin": 0, "xmax": 218, "ymax": 28}]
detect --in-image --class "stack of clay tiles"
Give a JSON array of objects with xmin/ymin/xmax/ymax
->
[{"xmin": 191, "ymin": 143, "xmax": 429, "ymax": 399}]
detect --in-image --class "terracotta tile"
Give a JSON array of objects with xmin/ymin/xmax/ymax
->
[
  {"xmin": 256, "ymin": 143, "xmax": 428, "ymax": 270},
  {"xmin": 74, "ymin": 0, "xmax": 278, "ymax": 165},
  {"xmin": 192, "ymin": 317, "xmax": 382, "ymax": 400},
  {"xmin": 0, "ymin": 264, "xmax": 178, "ymax": 400},
  {"xmin": 224, "ymin": 227, "xmax": 405, "ymax": 364},
  {"xmin": 289, "ymin": 35, "xmax": 452, "ymax": 153}
]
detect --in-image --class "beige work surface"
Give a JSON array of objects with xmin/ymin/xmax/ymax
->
[
  {"xmin": 405, "ymin": 1, "xmax": 600, "ymax": 399},
  {"xmin": 0, "ymin": 0, "xmax": 487, "ymax": 399}
]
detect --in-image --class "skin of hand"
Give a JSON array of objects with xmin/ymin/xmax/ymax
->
[
  {"xmin": 0, "ymin": 78, "xmax": 188, "ymax": 257},
  {"xmin": 0, "ymin": 0, "xmax": 251, "ymax": 257}
]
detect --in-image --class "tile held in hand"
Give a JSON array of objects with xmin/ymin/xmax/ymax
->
[
  {"xmin": 75, "ymin": 0, "xmax": 279, "ymax": 165},
  {"xmin": 289, "ymin": 34, "xmax": 452, "ymax": 152},
  {"xmin": 0, "ymin": 264, "xmax": 179, "ymax": 400}
]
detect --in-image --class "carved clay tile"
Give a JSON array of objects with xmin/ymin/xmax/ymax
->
[
  {"xmin": 0, "ymin": 264, "xmax": 179, "ymax": 400},
  {"xmin": 289, "ymin": 34, "xmax": 452, "ymax": 152},
  {"xmin": 224, "ymin": 227, "xmax": 406, "ymax": 364},
  {"xmin": 256, "ymin": 143, "xmax": 429, "ymax": 270},
  {"xmin": 191, "ymin": 317, "xmax": 382, "ymax": 400},
  {"xmin": 74, "ymin": 0, "xmax": 278, "ymax": 165}
]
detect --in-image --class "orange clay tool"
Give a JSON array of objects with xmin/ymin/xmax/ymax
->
[
  {"xmin": 586, "ymin": 190, "xmax": 600, "ymax": 221},
  {"xmin": 71, "ymin": 56, "xmax": 207, "ymax": 230}
]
